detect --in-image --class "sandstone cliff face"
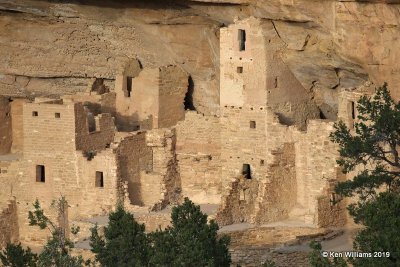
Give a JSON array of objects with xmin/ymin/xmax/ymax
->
[{"xmin": 0, "ymin": 0, "xmax": 398, "ymax": 118}]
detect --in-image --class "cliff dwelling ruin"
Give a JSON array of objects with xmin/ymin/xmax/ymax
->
[{"xmin": 0, "ymin": 14, "xmax": 379, "ymax": 265}]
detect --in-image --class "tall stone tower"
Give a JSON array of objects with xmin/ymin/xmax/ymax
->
[{"xmin": 218, "ymin": 17, "xmax": 319, "ymax": 224}]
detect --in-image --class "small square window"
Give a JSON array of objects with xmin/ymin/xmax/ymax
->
[
  {"xmin": 55, "ymin": 113, "xmax": 61, "ymax": 118},
  {"xmin": 32, "ymin": 111, "xmax": 38, "ymax": 117},
  {"xmin": 260, "ymin": 159, "xmax": 264, "ymax": 166},
  {"xmin": 237, "ymin": 67, "xmax": 243, "ymax": 73},
  {"xmin": 5, "ymin": 112, "xmax": 10, "ymax": 117},
  {"xmin": 250, "ymin": 121, "xmax": 256, "ymax": 129},
  {"xmin": 95, "ymin": 171, "xmax": 104, "ymax": 188}
]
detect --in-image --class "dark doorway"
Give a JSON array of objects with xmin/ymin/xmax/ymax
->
[
  {"xmin": 238, "ymin": 29, "xmax": 246, "ymax": 51},
  {"xmin": 242, "ymin": 164, "xmax": 251, "ymax": 179},
  {"xmin": 95, "ymin": 171, "xmax": 104, "ymax": 188},
  {"xmin": 126, "ymin": 76, "xmax": 133, "ymax": 97},
  {"xmin": 36, "ymin": 165, "xmax": 45, "ymax": 183},
  {"xmin": 184, "ymin": 76, "xmax": 196, "ymax": 110}
]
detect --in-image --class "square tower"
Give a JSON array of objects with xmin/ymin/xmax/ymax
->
[{"xmin": 220, "ymin": 17, "xmax": 318, "ymax": 128}]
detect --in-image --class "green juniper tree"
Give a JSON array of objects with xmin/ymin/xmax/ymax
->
[
  {"xmin": 28, "ymin": 197, "xmax": 85, "ymax": 267},
  {"xmin": 90, "ymin": 198, "xmax": 230, "ymax": 267},
  {"xmin": 327, "ymin": 83, "xmax": 400, "ymax": 266},
  {"xmin": 89, "ymin": 205, "xmax": 149, "ymax": 267},
  {"xmin": 0, "ymin": 243, "xmax": 38, "ymax": 267},
  {"xmin": 149, "ymin": 198, "xmax": 231, "ymax": 267},
  {"xmin": 308, "ymin": 240, "xmax": 347, "ymax": 267}
]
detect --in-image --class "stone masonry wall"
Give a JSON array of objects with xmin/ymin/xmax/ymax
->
[
  {"xmin": 75, "ymin": 103, "xmax": 115, "ymax": 153},
  {"xmin": 16, "ymin": 101, "xmax": 81, "ymax": 242},
  {"xmin": 76, "ymin": 149, "xmax": 120, "ymax": 218},
  {"xmin": 227, "ymin": 226, "xmax": 325, "ymax": 267},
  {"xmin": 294, "ymin": 120, "xmax": 340, "ymax": 224},
  {"xmin": 157, "ymin": 65, "xmax": 188, "ymax": 129},
  {"xmin": 10, "ymin": 99, "xmax": 26, "ymax": 153},
  {"xmin": 146, "ymin": 128, "xmax": 181, "ymax": 209},
  {"xmin": 115, "ymin": 132, "xmax": 153, "ymax": 206},
  {"xmin": 0, "ymin": 198, "xmax": 19, "ymax": 248},
  {"xmin": 114, "ymin": 60, "xmax": 143, "ymax": 131},
  {"xmin": 176, "ymin": 111, "xmax": 222, "ymax": 204},
  {"xmin": 338, "ymin": 85, "xmax": 374, "ymax": 128},
  {"xmin": 63, "ymin": 92, "xmax": 116, "ymax": 117},
  {"xmin": 255, "ymin": 143, "xmax": 297, "ymax": 224},
  {"xmin": 220, "ymin": 106, "xmax": 269, "ymax": 190},
  {"xmin": 230, "ymin": 248, "xmax": 309, "ymax": 267},
  {"xmin": 0, "ymin": 96, "xmax": 12, "ymax": 154},
  {"xmin": 220, "ymin": 17, "xmax": 318, "ymax": 130},
  {"xmin": 8, "ymin": 101, "xmax": 121, "ymax": 243},
  {"xmin": 216, "ymin": 176, "xmax": 259, "ymax": 226}
]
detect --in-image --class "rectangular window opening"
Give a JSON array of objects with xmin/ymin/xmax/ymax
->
[
  {"xmin": 55, "ymin": 113, "xmax": 61, "ymax": 118},
  {"xmin": 238, "ymin": 29, "xmax": 246, "ymax": 51},
  {"xmin": 36, "ymin": 165, "xmax": 45, "ymax": 183},
  {"xmin": 250, "ymin": 120, "xmax": 256, "ymax": 129},
  {"xmin": 126, "ymin": 76, "xmax": 133, "ymax": 97},
  {"xmin": 95, "ymin": 171, "xmax": 104, "ymax": 188},
  {"xmin": 87, "ymin": 112, "xmax": 97, "ymax": 133},
  {"xmin": 242, "ymin": 164, "xmax": 251, "ymax": 179},
  {"xmin": 237, "ymin": 66, "xmax": 243, "ymax": 73},
  {"xmin": 351, "ymin": 101, "xmax": 355, "ymax": 120},
  {"xmin": 32, "ymin": 111, "xmax": 38, "ymax": 117},
  {"xmin": 274, "ymin": 77, "xmax": 278, "ymax": 88}
]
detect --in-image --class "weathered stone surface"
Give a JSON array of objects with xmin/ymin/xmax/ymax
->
[
  {"xmin": 0, "ymin": 198, "xmax": 19, "ymax": 247},
  {"xmin": 1, "ymin": 0, "xmax": 399, "ymax": 116}
]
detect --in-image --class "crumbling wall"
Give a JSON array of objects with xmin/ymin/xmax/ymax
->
[
  {"xmin": 114, "ymin": 60, "xmax": 143, "ymax": 131},
  {"xmin": 115, "ymin": 132, "xmax": 152, "ymax": 206},
  {"xmin": 75, "ymin": 103, "xmax": 115, "ymax": 152},
  {"xmin": 317, "ymin": 179, "xmax": 347, "ymax": 228},
  {"xmin": 157, "ymin": 65, "xmax": 188, "ymax": 128},
  {"xmin": 63, "ymin": 92, "xmax": 116, "ymax": 117},
  {"xmin": 0, "ymin": 96, "xmax": 11, "ymax": 154},
  {"xmin": 10, "ymin": 99, "xmax": 26, "ymax": 153},
  {"xmin": 175, "ymin": 111, "xmax": 222, "ymax": 204},
  {"xmin": 115, "ymin": 64, "xmax": 188, "ymax": 131},
  {"xmin": 265, "ymin": 50, "xmax": 319, "ymax": 130},
  {"xmin": 0, "ymin": 198, "xmax": 19, "ymax": 248},
  {"xmin": 216, "ymin": 176, "xmax": 259, "ymax": 226},
  {"xmin": 231, "ymin": 249, "xmax": 309, "ymax": 267},
  {"xmin": 294, "ymin": 120, "xmax": 340, "ymax": 224},
  {"xmin": 146, "ymin": 128, "xmax": 181, "ymax": 209},
  {"xmin": 255, "ymin": 143, "xmax": 297, "ymax": 224},
  {"xmin": 217, "ymin": 106, "xmax": 275, "ymax": 225},
  {"xmin": 227, "ymin": 226, "xmax": 325, "ymax": 266}
]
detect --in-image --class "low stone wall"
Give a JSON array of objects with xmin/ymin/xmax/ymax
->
[
  {"xmin": 230, "ymin": 248, "xmax": 309, "ymax": 267},
  {"xmin": 0, "ymin": 197, "xmax": 19, "ymax": 248},
  {"xmin": 225, "ymin": 226, "xmax": 327, "ymax": 267},
  {"xmin": 134, "ymin": 212, "xmax": 171, "ymax": 232}
]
